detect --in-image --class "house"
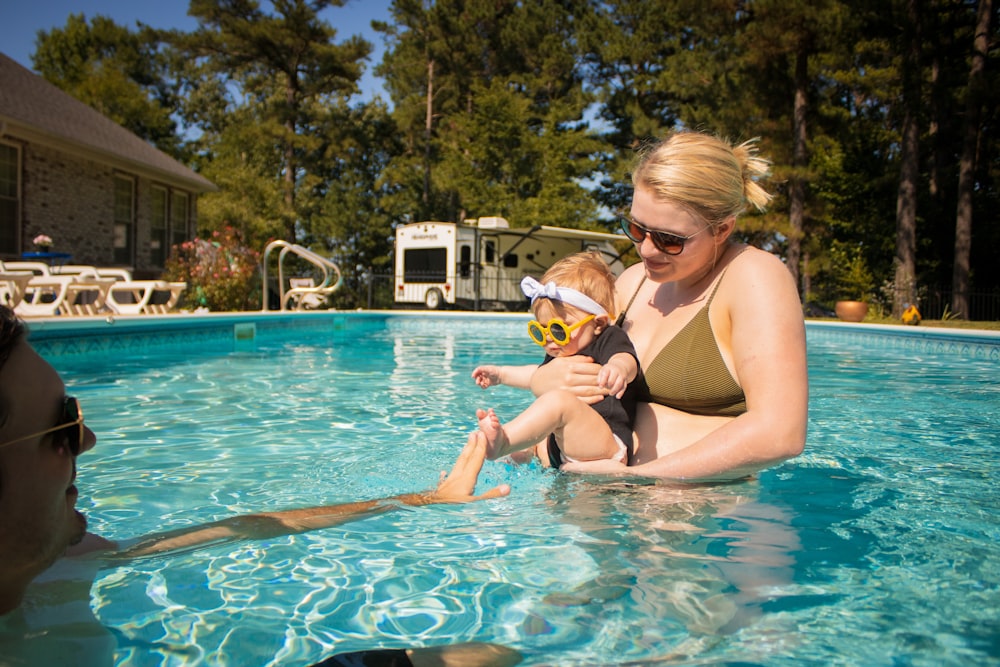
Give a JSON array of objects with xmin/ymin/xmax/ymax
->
[{"xmin": 0, "ymin": 52, "xmax": 216, "ymax": 278}]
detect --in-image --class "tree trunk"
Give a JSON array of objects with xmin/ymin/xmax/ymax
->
[
  {"xmin": 788, "ymin": 49, "xmax": 807, "ymax": 301},
  {"xmin": 952, "ymin": 0, "xmax": 992, "ymax": 319},
  {"xmin": 284, "ymin": 79, "xmax": 297, "ymax": 242},
  {"xmin": 802, "ymin": 251, "xmax": 812, "ymax": 303},
  {"xmin": 423, "ymin": 58, "xmax": 434, "ymax": 216},
  {"xmin": 893, "ymin": 0, "xmax": 921, "ymax": 317}
]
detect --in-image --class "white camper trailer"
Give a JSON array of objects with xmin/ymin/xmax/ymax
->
[{"xmin": 394, "ymin": 217, "xmax": 627, "ymax": 310}]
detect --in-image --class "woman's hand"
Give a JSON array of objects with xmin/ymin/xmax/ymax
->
[{"xmin": 530, "ymin": 355, "xmax": 606, "ymax": 404}]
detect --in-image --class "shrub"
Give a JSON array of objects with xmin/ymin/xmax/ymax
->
[
  {"xmin": 830, "ymin": 243, "xmax": 875, "ymax": 302},
  {"xmin": 165, "ymin": 226, "xmax": 262, "ymax": 311}
]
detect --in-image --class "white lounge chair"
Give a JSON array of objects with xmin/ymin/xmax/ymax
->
[
  {"xmin": 3, "ymin": 262, "xmax": 115, "ymax": 317},
  {"xmin": 142, "ymin": 282, "xmax": 186, "ymax": 314},
  {"xmin": 94, "ymin": 268, "xmax": 187, "ymax": 315},
  {"xmin": 3, "ymin": 261, "xmax": 55, "ymax": 277},
  {"xmin": 1, "ymin": 271, "xmax": 34, "ymax": 310},
  {"xmin": 13, "ymin": 274, "xmax": 114, "ymax": 317}
]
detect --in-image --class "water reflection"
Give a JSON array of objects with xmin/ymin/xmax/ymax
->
[{"xmin": 516, "ymin": 476, "xmax": 802, "ymax": 662}]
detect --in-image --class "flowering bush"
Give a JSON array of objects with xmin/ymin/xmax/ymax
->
[
  {"xmin": 164, "ymin": 226, "xmax": 262, "ymax": 311},
  {"xmin": 33, "ymin": 234, "xmax": 53, "ymax": 249}
]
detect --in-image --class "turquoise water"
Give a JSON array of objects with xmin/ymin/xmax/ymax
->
[{"xmin": 31, "ymin": 316, "xmax": 1000, "ymax": 665}]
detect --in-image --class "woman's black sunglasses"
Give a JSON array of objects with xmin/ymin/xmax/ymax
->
[
  {"xmin": 618, "ymin": 213, "xmax": 710, "ymax": 256},
  {"xmin": 0, "ymin": 396, "xmax": 85, "ymax": 455}
]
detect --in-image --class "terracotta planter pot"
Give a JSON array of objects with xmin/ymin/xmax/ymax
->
[{"xmin": 835, "ymin": 300, "xmax": 869, "ymax": 322}]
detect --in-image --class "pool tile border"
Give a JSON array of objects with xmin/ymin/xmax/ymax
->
[
  {"xmin": 806, "ymin": 321, "xmax": 1000, "ymax": 361},
  {"xmin": 23, "ymin": 312, "xmax": 1000, "ymax": 362}
]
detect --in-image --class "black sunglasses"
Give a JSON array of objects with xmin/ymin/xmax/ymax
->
[
  {"xmin": 0, "ymin": 396, "xmax": 85, "ymax": 455},
  {"xmin": 618, "ymin": 213, "xmax": 710, "ymax": 256}
]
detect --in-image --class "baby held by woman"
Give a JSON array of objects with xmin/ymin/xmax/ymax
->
[{"xmin": 472, "ymin": 252, "xmax": 641, "ymax": 467}]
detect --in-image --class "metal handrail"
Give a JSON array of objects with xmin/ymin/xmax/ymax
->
[{"xmin": 261, "ymin": 240, "xmax": 343, "ymax": 311}]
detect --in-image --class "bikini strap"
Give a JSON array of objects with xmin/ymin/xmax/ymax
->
[
  {"xmin": 617, "ymin": 245, "xmax": 749, "ymax": 324},
  {"xmin": 706, "ymin": 245, "xmax": 750, "ymax": 305},
  {"xmin": 615, "ymin": 276, "xmax": 647, "ymax": 327}
]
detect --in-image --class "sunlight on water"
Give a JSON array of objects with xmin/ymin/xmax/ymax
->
[{"xmin": 23, "ymin": 317, "xmax": 1000, "ymax": 666}]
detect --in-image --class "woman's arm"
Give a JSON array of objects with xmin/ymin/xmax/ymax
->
[
  {"xmin": 566, "ymin": 250, "xmax": 808, "ymax": 481},
  {"xmin": 114, "ymin": 432, "xmax": 510, "ymax": 559}
]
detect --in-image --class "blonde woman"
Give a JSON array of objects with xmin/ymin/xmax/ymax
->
[{"xmin": 532, "ymin": 131, "xmax": 808, "ymax": 481}]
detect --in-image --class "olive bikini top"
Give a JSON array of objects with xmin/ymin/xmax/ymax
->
[{"xmin": 617, "ymin": 268, "xmax": 747, "ymax": 417}]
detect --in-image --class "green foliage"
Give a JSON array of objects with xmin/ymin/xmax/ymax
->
[
  {"xmin": 829, "ymin": 243, "xmax": 876, "ymax": 302},
  {"xmin": 32, "ymin": 13, "xmax": 183, "ymax": 158},
  {"xmin": 193, "ymin": 111, "xmax": 292, "ymax": 249},
  {"xmin": 30, "ymin": 0, "xmax": 1000, "ymax": 310},
  {"xmin": 164, "ymin": 226, "xmax": 262, "ymax": 312},
  {"xmin": 376, "ymin": 0, "xmax": 602, "ymax": 226},
  {"xmin": 174, "ymin": 0, "xmax": 372, "ymax": 242}
]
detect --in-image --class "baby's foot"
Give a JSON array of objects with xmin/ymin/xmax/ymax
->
[{"xmin": 476, "ymin": 408, "xmax": 509, "ymax": 457}]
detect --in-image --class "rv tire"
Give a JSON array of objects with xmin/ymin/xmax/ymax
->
[{"xmin": 424, "ymin": 288, "xmax": 444, "ymax": 310}]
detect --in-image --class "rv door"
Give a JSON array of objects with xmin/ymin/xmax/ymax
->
[{"xmin": 479, "ymin": 236, "xmax": 500, "ymax": 302}]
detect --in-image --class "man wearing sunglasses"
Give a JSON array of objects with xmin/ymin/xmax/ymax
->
[{"xmin": 0, "ymin": 305, "xmax": 517, "ymax": 666}]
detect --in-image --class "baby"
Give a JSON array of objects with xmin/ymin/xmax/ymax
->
[{"xmin": 472, "ymin": 251, "xmax": 640, "ymax": 467}]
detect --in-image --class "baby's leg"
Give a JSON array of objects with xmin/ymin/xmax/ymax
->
[
  {"xmin": 494, "ymin": 390, "xmax": 621, "ymax": 463},
  {"xmin": 476, "ymin": 408, "xmax": 511, "ymax": 460},
  {"xmin": 475, "ymin": 410, "xmax": 547, "ymax": 464},
  {"xmin": 505, "ymin": 446, "xmax": 539, "ymax": 465}
]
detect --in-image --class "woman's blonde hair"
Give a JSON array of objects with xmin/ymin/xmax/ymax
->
[
  {"xmin": 537, "ymin": 251, "xmax": 617, "ymax": 317},
  {"xmin": 632, "ymin": 131, "xmax": 773, "ymax": 228}
]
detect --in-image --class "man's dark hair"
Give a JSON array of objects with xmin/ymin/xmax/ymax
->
[
  {"xmin": 0, "ymin": 305, "xmax": 26, "ymax": 492},
  {"xmin": 0, "ymin": 305, "xmax": 26, "ymax": 369}
]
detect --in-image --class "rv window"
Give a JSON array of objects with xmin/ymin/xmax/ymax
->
[
  {"xmin": 484, "ymin": 240, "xmax": 496, "ymax": 263},
  {"xmin": 503, "ymin": 253, "xmax": 518, "ymax": 268},
  {"xmin": 403, "ymin": 248, "xmax": 447, "ymax": 283},
  {"xmin": 459, "ymin": 245, "xmax": 472, "ymax": 278}
]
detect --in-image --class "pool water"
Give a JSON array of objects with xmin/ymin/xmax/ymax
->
[{"xmin": 31, "ymin": 317, "xmax": 1000, "ymax": 665}]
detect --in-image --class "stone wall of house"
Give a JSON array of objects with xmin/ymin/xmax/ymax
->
[
  {"xmin": 20, "ymin": 141, "xmax": 196, "ymax": 277},
  {"xmin": 22, "ymin": 142, "xmax": 114, "ymax": 266}
]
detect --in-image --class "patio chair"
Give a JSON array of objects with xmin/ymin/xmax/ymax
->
[
  {"xmin": 13, "ymin": 274, "xmax": 112, "ymax": 317},
  {"xmin": 142, "ymin": 281, "xmax": 187, "ymax": 314},
  {"xmin": 87, "ymin": 268, "xmax": 186, "ymax": 315},
  {"xmin": 283, "ymin": 277, "xmax": 333, "ymax": 310},
  {"xmin": 2, "ymin": 260, "xmax": 55, "ymax": 276},
  {"xmin": 1, "ymin": 271, "xmax": 34, "ymax": 309}
]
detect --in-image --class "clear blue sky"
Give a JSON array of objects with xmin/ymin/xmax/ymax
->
[{"xmin": 0, "ymin": 0, "xmax": 393, "ymax": 101}]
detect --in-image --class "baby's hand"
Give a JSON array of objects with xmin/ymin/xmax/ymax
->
[
  {"xmin": 472, "ymin": 365, "xmax": 502, "ymax": 388},
  {"xmin": 597, "ymin": 364, "xmax": 627, "ymax": 399}
]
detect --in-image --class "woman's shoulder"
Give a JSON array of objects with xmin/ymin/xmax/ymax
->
[
  {"xmin": 726, "ymin": 245, "xmax": 795, "ymax": 286},
  {"xmin": 721, "ymin": 245, "xmax": 802, "ymax": 315}
]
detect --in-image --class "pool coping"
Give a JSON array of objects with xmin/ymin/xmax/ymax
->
[
  {"xmin": 805, "ymin": 319, "xmax": 1000, "ymax": 360},
  {"xmin": 23, "ymin": 310, "xmax": 1000, "ymax": 361},
  {"xmin": 804, "ymin": 318, "xmax": 1000, "ymax": 341},
  {"xmin": 23, "ymin": 309, "xmax": 528, "ymax": 337}
]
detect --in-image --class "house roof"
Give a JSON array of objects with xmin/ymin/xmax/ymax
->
[{"xmin": 0, "ymin": 52, "xmax": 216, "ymax": 193}]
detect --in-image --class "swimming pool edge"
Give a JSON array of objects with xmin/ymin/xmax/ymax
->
[{"xmin": 23, "ymin": 310, "xmax": 1000, "ymax": 361}]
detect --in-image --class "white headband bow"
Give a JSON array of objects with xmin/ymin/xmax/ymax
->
[{"xmin": 520, "ymin": 276, "xmax": 608, "ymax": 317}]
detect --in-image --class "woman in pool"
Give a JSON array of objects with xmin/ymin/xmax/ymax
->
[{"xmin": 532, "ymin": 131, "xmax": 808, "ymax": 481}]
